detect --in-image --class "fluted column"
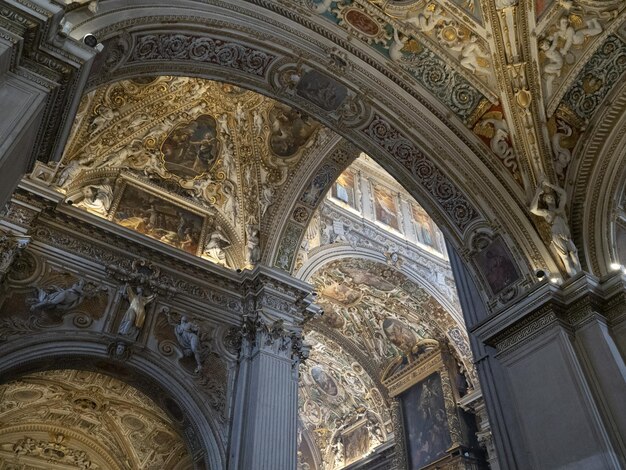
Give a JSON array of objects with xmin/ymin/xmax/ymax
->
[{"xmin": 228, "ymin": 268, "xmax": 318, "ymax": 470}]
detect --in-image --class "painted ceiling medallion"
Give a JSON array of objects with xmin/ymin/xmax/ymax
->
[
  {"xmin": 335, "ymin": 5, "xmax": 391, "ymax": 45},
  {"xmin": 161, "ymin": 114, "xmax": 221, "ymax": 179}
]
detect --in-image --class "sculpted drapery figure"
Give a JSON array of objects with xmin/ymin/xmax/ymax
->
[
  {"xmin": 168, "ymin": 312, "xmax": 204, "ymax": 373},
  {"xmin": 118, "ymin": 285, "xmax": 156, "ymax": 338},
  {"xmin": 29, "ymin": 279, "xmax": 86, "ymax": 311},
  {"xmin": 530, "ymin": 180, "xmax": 581, "ymax": 276}
]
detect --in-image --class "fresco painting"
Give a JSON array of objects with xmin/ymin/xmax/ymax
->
[
  {"xmin": 331, "ymin": 171, "xmax": 356, "ymax": 208},
  {"xmin": 411, "ymin": 203, "xmax": 440, "ymax": 251},
  {"xmin": 383, "ymin": 318, "xmax": 419, "ymax": 353},
  {"xmin": 268, "ymin": 103, "xmax": 320, "ymax": 157},
  {"xmin": 342, "ymin": 424, "xmax": 370, "ymax": 465},
  {"xmin": 310, "ymin": 366, "xmax": 339, "ymax": 396},
  {"xmin": 113, "ymin": 184, "xmax": 204, "ymax": 255},
  {"xmin": 373, "ymin": 185, "xmax": 400, "ymax": 230},
  {"xmin": 473, "ymin": 237, "xmax": 520, "ymax": 295},
  {"xmin": 161, "ymin": 114, "xmax": 221, "ymax": 178}
]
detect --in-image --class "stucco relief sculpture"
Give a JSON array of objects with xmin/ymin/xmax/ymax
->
[
  {"xmin": 541, "ymin": 14, "xmax": 603, "ymax": 99},
  {"xmin": 551, "ymin": 119, "xmax": 574, "ymax": 178},
  {"xmin": 246, "ymin": 225, "xmax": 261, "ymax": 267},
  {"xmin": 118, "ymin": 285, "xmax": 156, "ymax": 338},
  {"xmin": 475, "ymin": 115, "xmax": 517, "ymax": 171},
  {"xmin": 0, "ymin": 229, "xmax": 29, "ymax": 283},
  {"xmin": 74, "ymin": 179, "xmax": 114, "ymax": 216},
  {"xmin": 29, "ymin": 279, "xmax": 87, "ymax": 311},
  {"xmin": 451, "ymin": 36, "xmax": 489, "ymax": 75},
  {"xmin": 389, "ymin": 28, "xmax": 407, "ymax": 62},
  {"xmin": 404, "ymin": 4, "xmax": 446, "ymax": 32},
  {"xmin": 203, "ymin": 225, "xmax": 231, "ymax": 267},
  {"xmin": 530, "ymin": 180, "xmax": 581, "ymax": 276},
  {"xmin": 167, "ymin": 312, "xmax": 204, "ymax": 373}
]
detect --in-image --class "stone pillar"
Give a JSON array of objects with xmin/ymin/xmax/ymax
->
[
  {"xmin": 447, "ymin": 243, "xmax": 531, "ymax": 469},
  {"xmin": 0, "ymin": 1, "xmax": 95, "ymax": 207},
  {"xmin": 465, "ymin": 268, "xmax": 626, "ymax": 468},
  {"xmin": 228, "ymin": 269, "xmax": 318, "ymax": 470}
]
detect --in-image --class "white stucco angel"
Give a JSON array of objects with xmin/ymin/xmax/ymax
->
[
  {"xmin": 530, "ymin": 179, "xmax": 581, "ymax": 276},
  {"xmin": 75, "ymin": 178, "xmax": 114, "ymax": 216},
  {"xmin": 451, "ymin": 36, "xmax": 489, "ymax": 74},
  {"xmin": 217, "ymin": 113, "xmax": 230, "ymax": 136},
  {"xmin": 253, "ymin": 109, "xmax": 264, "ymax": 135},
  {"xmin": 246, "ymin": 225, "xmax": 261, "ymax": 267},
  {"xmin": 118, "ymin": 285, "xmax": 156, "ymax": 338},
  {"xmin": 56, "ymin": 157, "xmax": 92, "ymax": 188},
  {"xmin": 540, "ymin": 37, "xmax": 564, "ymax": 98},
  {"xmin": 235, "ymin": 101, "xmax": 246, "ymax": 129},
  {"xmin": 203, "ymin": 225, "xmax": 231, "ymax": 266},
  {"xmin": 388, "ymin": 28, "xmax": 407, "ymax": 62},
  {"xmin": 553, "ymin": 15, "xmax": 602, "ymax": 58},
  {"xmin": 551, "ymin": 119, "xmax": 573, "ymax": 178},
  {"xmin": 312, "ymin": 0, "xmax": 332, "ymax": 14}
]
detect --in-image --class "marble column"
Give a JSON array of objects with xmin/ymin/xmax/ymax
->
[{"xmin": 450, "ymin": 242, "xmax": 626, "ymax": 469}]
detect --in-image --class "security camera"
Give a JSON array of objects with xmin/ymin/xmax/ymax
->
[
  {"xmin": 535, "ymin": 268, "xmax": 547, "ymax": 280},
  {"xmin": 83, "ymin": 34, "xmax": 98, "ymax": 47},
  {"xmin": 319, "ymin": 309, "xmax": 324, "ymax": 316},
  {"xmin": 236, "ymin": 269, "xmax": 242, "ymax": 273}
]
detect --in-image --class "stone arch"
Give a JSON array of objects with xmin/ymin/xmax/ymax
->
[
  {"xmin": 296, "ymin": 244, "xmax": 463, "ymax": 327},
  {"xmin": 570, "ymin": 79, "xmax": 626, "ymax": 275},
  {"xmin": 0, "ymin": 336, "xmax": 226, "ymax": 470},
  {"xmin": 61, "ymin": 1, "xmax": 558, "ymax": 303},
  {"xmin": 297, "ymin": 252, "xmax": 476, "ymax": 388}
]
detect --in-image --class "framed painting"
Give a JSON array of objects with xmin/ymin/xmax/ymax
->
[
  {"xmin": 331, "ymin": 171, "xmax": 357, "ymax": 209},
  {"xmin": 372, "ymin": 184, "xmax": 400, "ymax": 231},
  {"xmin": 473, "ymin": 237, "xmax": 520, "ymax": 295},
  {"xmin": 411, "ymin": 203, "xmax": 440, "ymax": 251},
  {"xmin": 401, "ymin": 372, "xmax": 451, "ymax": 469},
  {"xmin": 342, "ymin": 423, "xmax": 370, "ymax": 465},
  {"xmin": 110, "ymin": 180, "xmax": 207, "ymax": 256}
]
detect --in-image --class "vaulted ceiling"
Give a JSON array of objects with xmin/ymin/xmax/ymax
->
[{"xmin": 0, "ymin": 370, "xmax": 192, "ymax": 470}]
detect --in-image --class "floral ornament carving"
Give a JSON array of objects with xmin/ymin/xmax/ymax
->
[
  {"xmin": 0, "ymin": 229, "xmax": 30, "ymax": 283},
  {"xmin": 363, "ymin": 115, "xmax": 480, "ymax": 230},
  {"xmin": 560, "ymin": 35, "xmax": 626, "ymax": 122},
  {"xmin": 130, "ymin": 34, "xmax": 276, "ymax": 78}
]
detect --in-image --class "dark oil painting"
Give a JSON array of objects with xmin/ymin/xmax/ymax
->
[
  {"xmin": 161, "ymin": 114, "xmax": 220, "ymax": 178},
  {"xmin": 113, "ymin": 184, "xmax": 204, "ymax": 255},
  {"xmin": 401, "ymin": 372, "xmax": 451, "ymax": 469},
  {"xmin": 473, "ymin": 237, "xmax": 520, "ymax": 295},
  {"xmin": 342, "ymin": 424, "xmax": 370, "ymax": 465}
]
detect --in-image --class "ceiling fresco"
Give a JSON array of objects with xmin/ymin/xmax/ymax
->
[
  {"xmin": 298, "ymin": 255, "xmax": 473, "ymax": 469},
  {"xmin": 307, "ymin": 0, "xmax": 626, "ymax": 189},
  {"xmin": 308, "ymin": 258, "xmax": 471, "ymax": 371},
  {"xmin": 52, "ymin": 76, "xmax": 333, "ymax": 269},
  {"xmin": 0, "ymin": 370, "xmax": 192, "ymax": 470},
  {"xmin": 298, "ymin": 331, "xmax": 392, "ymax": 469}
]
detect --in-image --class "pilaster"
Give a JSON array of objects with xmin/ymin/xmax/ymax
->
[
  {"xmin": 473, "ymin": 272, "xmax": 626, "ymax": 470},
  {"xmin": 228, "ymin": 268, "xmax": 319, "ymax": 470}
]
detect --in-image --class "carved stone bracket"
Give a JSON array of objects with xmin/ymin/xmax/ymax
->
[{"xmin": 106, "ymin": 259, "xmax": 178, "ymax": 298}]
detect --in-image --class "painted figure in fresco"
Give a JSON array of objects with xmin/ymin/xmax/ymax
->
[
  {"xmin": 162, "ymin": 115, "xmax": 220, "ymax": 178},
  {"xmin": 383, "ymin": 318, "xmax": 417, "ymax": 353},
  {"xmin": 118, "ymin": 285, "xmax": 156, "ymax": 338},
  {"xmin": 311, "ymin": 366, "xmax": 338, "ymax": 396},
  {"xmin": 530, "ymin": 180, "xmax": 581, "ymax": 276},
  {"xmin": 269, "ymin": 104, "xmax": 319, "ymax": 157},
  {"xmin": 29, "ymin": 279, "xmax": 86, "ymax": 311}
]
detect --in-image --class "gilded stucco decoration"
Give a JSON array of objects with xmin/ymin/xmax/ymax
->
[
  {"xmin": 0, "ymin": 370, "xmax": 192, "ymax": 470},
  {"xmin": 298, "ymin": 331, "xmax": 391, "ymax": 470},
  {"xmin": 308, "ymin": 258, "xmax": 474, "ymax": 382},
  {"xmin": 49, "ymin": 76, "xmax": 332, "ymax": 270}
]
